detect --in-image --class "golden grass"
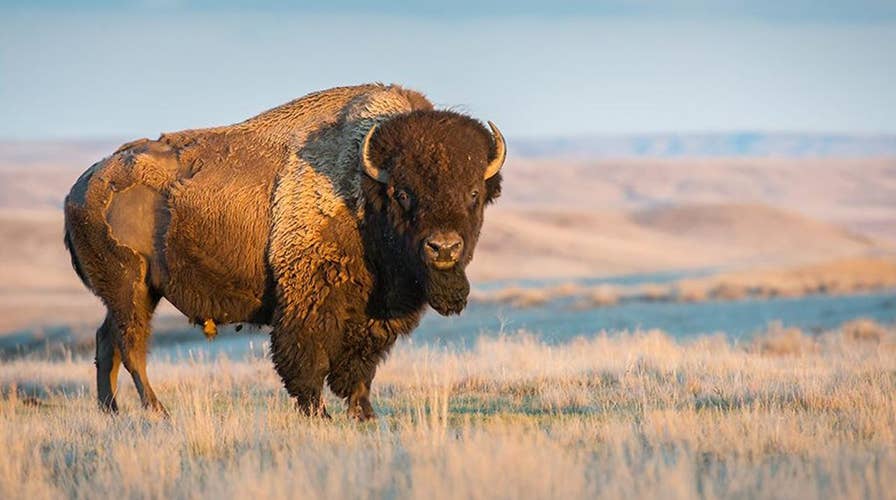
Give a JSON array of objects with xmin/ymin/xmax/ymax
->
[
  {"xmin": 691, "ymin": 256, "xmax": 896, "ymax": 300},
  {"xmin": 473, "ymin": 256, "xmax": 896, "ymax": 309},
  {"xmin": 1, "ymin": 321, "xmax": 895, "ymax": 499}
]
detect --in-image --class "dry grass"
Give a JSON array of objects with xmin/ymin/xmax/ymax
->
[
  {"xmin": 692, "ymin": 256, "xmax": 896, "ymax": 300},
  {"xmin": 473, "ymin": 256, "xmax": 896, "ymax": 309},
  {"xmin": 1, "ymin": 321, "xmax": 895, "ymax": 499}
]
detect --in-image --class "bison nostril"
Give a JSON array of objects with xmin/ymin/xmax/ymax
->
[{"xmin": 426, "ymin": 241, "xmax": 442, "ymax": 253}]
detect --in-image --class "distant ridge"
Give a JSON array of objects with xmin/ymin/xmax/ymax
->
[{"xmin": 511, "ymin": 133, "xmax": 896, "ymax": 159}]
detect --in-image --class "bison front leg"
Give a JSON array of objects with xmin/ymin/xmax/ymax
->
[
  {"xmin": 347, "ymin": 378, "xmax": 376, "ymax": 421},
  {"xmin": 328, "ymin": 351, "xmax": 382, "ymax": 421},
  {"xmin": 269, "ymin": 328, "xmax": 331, "ymax": 417},
  {"xmin": 331, "ymin": 373, "xmax": 376, "ymax": 421}
]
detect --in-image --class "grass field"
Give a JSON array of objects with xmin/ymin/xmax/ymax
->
[
  {"xmin": 471, "ymin": 256, "xmax": 896, "ymax": 308},
  {"xmin": 2, "ymin": 320, "xmax": 894, "ymax": 499}
]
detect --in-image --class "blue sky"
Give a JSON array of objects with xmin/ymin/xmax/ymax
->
[{"xmin": 1, "ymin": 1, "xmax": 894, "ymax": 139}]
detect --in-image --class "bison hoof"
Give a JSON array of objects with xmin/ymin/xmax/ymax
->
[
  {"xmin": 348, "ymin": 401, "xmax": 377, "ymax": 422},
  {"xmin": 138, "ymin": 396, "xmax": 170, "ymax": 418},
  {"xmin": 98, "ymin": 399, "xmax": 119, "ymax": 415}
]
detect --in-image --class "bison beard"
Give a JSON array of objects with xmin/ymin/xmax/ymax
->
[{"xmin": 424, "ymin": 267, "xmax": 470, "ymax": 315}]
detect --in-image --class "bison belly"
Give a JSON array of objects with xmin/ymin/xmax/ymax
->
[{"xmin": 159, "ymin": 151, "xmax": 278, "ymax": 326}]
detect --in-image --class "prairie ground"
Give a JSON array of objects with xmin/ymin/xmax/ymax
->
[{"xmin": 2, "ymin": 321, "xmax": 894, "ymax": 499}]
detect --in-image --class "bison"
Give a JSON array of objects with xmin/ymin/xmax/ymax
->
[{"xmin": 63, "ymin": 84, "xmax": 505, "ymax": 419}]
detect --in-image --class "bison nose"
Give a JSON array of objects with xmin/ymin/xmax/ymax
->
[{"xmin": 424, "ymin": 232, "xmax": 464, "ymax": 269}]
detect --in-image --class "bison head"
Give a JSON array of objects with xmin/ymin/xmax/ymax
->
[{"xmin": 360, "ymin": 110, "xmax": 506, "ymax": 316}]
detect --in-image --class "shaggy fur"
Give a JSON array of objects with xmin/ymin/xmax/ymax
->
[{"xmin": 63, "ymin": 84, "xmax": 504, "ymax": 418}]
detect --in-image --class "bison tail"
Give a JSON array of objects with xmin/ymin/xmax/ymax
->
[{"xmin": 63, "ymin": 223, "xmax": 91, "ymax": 290}]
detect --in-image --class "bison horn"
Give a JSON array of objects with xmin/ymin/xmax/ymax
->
[
  {"xmin": 484, "ymin": 121, "xmax": 506, "ymax": 180},
  {"xmin": 361, "ymin": 124, "xmax": 389, "ymax": 184}
]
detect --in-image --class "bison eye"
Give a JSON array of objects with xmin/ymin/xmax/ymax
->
[
  {"xmin": 470, "ymin": 189, "xmax": 480, "ymax": 207},
  {"xmin": 394, "ymin": 189, "xmax": 412, "ymax": 211}
]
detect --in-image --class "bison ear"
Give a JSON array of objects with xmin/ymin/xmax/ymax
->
[
  {"xmin": 484, "ymin": 171, "xmax": 502, "ymax": 205},
  {"xmin": 483, "ymin": 121, "xmax": 506, "ymax": 180},
  {"xmin": 361, "ymin": 124, "xmax": 389, "ymax": 184}
]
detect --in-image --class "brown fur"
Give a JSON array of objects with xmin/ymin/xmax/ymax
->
[{"xmin": 63, "ymin": 84, "xmax": 504, "ymax": 418}]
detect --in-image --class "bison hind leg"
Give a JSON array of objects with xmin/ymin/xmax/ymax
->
[
  {"xmin": 96, "ymin": 313, "xmax": 121, "ymax": 413},
  {"xmin": 81, "ymin": 234, "xmax": 167, "ymax": 415},
  {"xmin": 112, "ymin": 282, "xmax": 167, "ymax": 416},
  {"xmin": 92, "ymin": 269, "xmax": 166, "ymax": 415}
]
